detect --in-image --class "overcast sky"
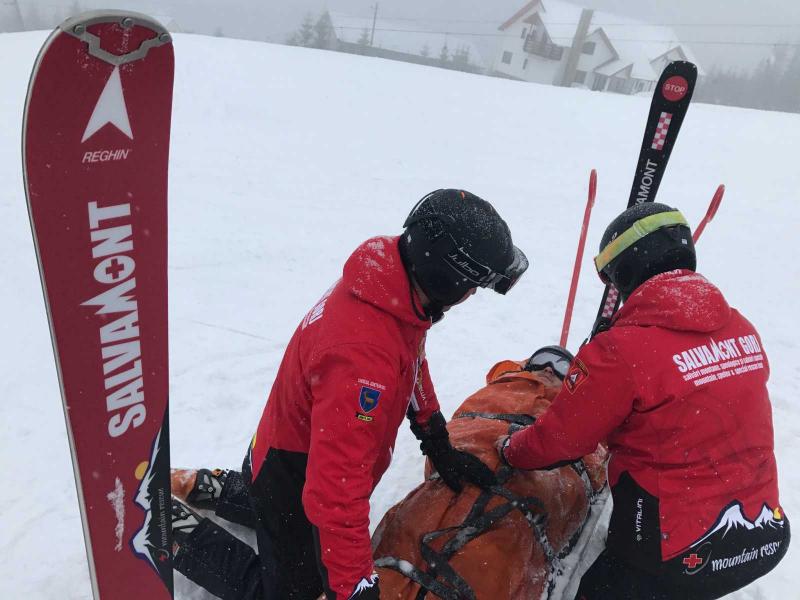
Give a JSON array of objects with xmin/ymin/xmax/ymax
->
[{"xmin": 7, "ymin": 0, "xmax": 800, "ymax": 72}]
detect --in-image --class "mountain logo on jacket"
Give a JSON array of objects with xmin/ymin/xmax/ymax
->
[
  {"xmin": 679, "ymin": 501, "xmax": 787, "ymax": 576},
  {"xmin": 565, "ymin": 359, "xmax": 589, "ymax": 394},
  {"xmin": 695, "ymin": 502, "xmax": 784, "ymax": 546},
  {"xmin": 359, "ymin": 386, "xmax": 381, "ymax": 414},
  {"xmin": 348, "ymin": 572, "xmax": 379, "ymax": 599}
]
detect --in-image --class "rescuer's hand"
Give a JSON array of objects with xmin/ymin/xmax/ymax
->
[{"xmin": 411, "ymin": 411, "xmax": 497, "ymax": 492}]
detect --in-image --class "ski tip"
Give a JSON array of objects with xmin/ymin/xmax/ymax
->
[
  {"xmin": 60, "ymin": 10, "xmax": 171, "ymax": 38},
  {"xmin": 56, "ymin": 10, "xmax": 173, "ymax": 67},
  {"xmin": 668, "ymin": 60, "xmax": 698, "ymax": 73}
]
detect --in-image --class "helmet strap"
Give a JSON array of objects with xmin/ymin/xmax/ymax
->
[
  {"xmin": 400, "ymin": 233, "xmax": 442, "ymax": 324},
  {"xmin": 410, "ymin": 274, "xmax": 443, "ymax": 323}
]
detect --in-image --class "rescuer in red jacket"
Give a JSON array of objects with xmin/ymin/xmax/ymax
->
[
  {"xmin": 171, "ymin": 189, "xmax": 529, "ymax": 600},
  {"xmin": 499, "ymin": 203, "xmax": 789, "ymax": 600}
]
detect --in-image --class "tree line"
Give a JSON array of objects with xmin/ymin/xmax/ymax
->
[
  {"xmin": 286, "ymin": 11, "xmax": 476, "ymax": 72},
  {"xmin": 695, "ymin": 45, "xmax": 800, "ymax": 114}
]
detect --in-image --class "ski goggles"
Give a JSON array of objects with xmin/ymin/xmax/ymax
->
[
  {"xmin": 594, "ymin": 210, "xmax": 689, "ymax": 282},
  {"xmin": 440, "ymin": 242, "xmax": 529, "ymax": 294},
  {"xmin": 525, "ymin": 347, "xmax": 573, "ymax": 380},
  {"xmin": 405, "ymin": 214, "xmax": 529, "ymax": 295}
]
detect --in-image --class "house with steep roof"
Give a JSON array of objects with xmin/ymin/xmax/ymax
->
[{"xmin": 493, "ymin": 0, "xmax": 699, "ymax": 94}]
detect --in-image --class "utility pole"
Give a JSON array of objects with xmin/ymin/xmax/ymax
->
[
  {"xmin": 560, "ymin": 8, "xmax": 593, "ymax": 87},
  {"xmin": 370, "ymin": 3, "xmax": 378, "ymax": 46}
]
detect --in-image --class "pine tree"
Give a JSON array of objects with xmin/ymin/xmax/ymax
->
[
  {"xmin": 298, "ymin": 13, "xmax": 314, "ymax": 47},
  {"xmin": 453, "ymin": 46, "xmax": 470, "ymax": 66},
  {"xmin": 439, "ymin": 43, "xmax": 449, "ymax": 65},
  {"xmin": 782, "ymin": 47, "xmax": 800, "ymax": 112},
  {"xmin": 358, "ymin": 27, "xmax": 370, "ymax": 47},
  {"xmin": 312, "ymin": 12, "xmax": 335, "ymax": 49},
  {"xmin": 420, "ymin": 44, "xmax": 430, "ymax": 58}
]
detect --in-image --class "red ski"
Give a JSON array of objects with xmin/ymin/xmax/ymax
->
[{"xmin": 23, "ymin": 11, "xmax": 174, "ymax": 599}]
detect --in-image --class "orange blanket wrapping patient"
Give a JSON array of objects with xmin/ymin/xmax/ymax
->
[{"xmin": 371, "ymin": 360, "xmax": 608, "ymax": 600}]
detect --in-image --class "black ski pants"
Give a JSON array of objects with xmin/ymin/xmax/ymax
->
[
  {"xmin": 172, "ymin": 464, "xmax": 280, "ymax": 600},
  {"xmin": 173, "ymin": 455, "xmax": 328, "ymax": 600},
  {"xmin": 574, "ymin": 548, "xmax": 783, "ymax": 600}
]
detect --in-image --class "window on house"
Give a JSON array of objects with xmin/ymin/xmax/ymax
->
[
  {"xmin": 523, "ymin": 58, "xmax": 529, "ymax": 70},
  {"xmin": 502, "ymin": 51, "xmax": 513, "ymax": 65},
  {"xmin": 582, "ymin": 41, "xmax": 596, "ymax": 55},
  {"xmin": 591, "ymin": 73, "xmax": 608, "ymax": 91},
  {"xmin": 608, "ymin": 77, "xmax": 634, "ymax": 94},
  {"xmin": 574, "ymin": 70, "xmax": 586, "ymax": 84},
  {"xmin": 521, "ymin": 28, "xmax": 527, "ymax": 39}
]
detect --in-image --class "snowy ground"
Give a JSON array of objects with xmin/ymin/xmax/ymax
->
[{"xmin": 1, "ymin": 31, "xmax": 798, "ymax": 599}]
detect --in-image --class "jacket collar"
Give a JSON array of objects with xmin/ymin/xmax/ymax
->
[
  {"xmin": 613, "ymin": 269, "xmax": 731, "ymax": 333},
  {"xmin": 343, "ymin": 236, "xmax": 432, "ymax": 329}
]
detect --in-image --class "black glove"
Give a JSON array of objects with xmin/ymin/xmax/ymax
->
[{"xmin": 410, "ymin": 411, "xmax": 497, "ymax": 492}]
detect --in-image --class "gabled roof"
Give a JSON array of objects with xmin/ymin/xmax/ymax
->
[
  {"xmin": 499, "ymin": 0, "xmax": 699, "ymax": 79},
  {"xmin": 499, "ymin": 0, "xmax": 541, "ymax": 31},
  {"xmin": 327, "ymin": 11, "xmax": 486, "ymax": 67}
]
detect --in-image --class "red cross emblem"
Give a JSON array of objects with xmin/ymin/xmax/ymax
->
[
  {"xmin": 105, "ymin": 257, "xmax": 126, "ymax": 280},
  {"xmin": 683, "ymin": 553, "xmax": 703, "ymax": 569}
]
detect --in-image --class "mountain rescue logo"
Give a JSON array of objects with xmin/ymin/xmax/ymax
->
[
  {"xmin": 82, "ymin": 66, "xmax": 133, "ymax": 142},
  {"xmin": 565, "ymin": 359, "xmax": 588, "ymax": 394},
  {"xmin": 682, "ymin": 542, "xmax": 712, "ymax": 575},
  {"xmin": 683, "ymin": 553, "xmax": 703, "ymax": 569},
  {"xmin": 130, "ymin": 424, "xmax": 172, "ymax": 579},
  {"xmin": 680, "ymin": 501, "xmax": 786, "ymax": 576}
]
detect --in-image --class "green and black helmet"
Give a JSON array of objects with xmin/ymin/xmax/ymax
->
[{"xmin": 595, "ymin": 202, "xmax": 695, "ymax": 299}]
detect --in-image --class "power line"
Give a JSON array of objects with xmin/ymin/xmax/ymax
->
[
  {"xmin": 334, "ymin": 13, "xmax": 800, "ymax": 29},
  {"xmin": 333, "ymin": 25, "xmax": 800, "ymax": 47}
]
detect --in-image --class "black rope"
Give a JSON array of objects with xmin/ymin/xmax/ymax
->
[
  {"xmin": 374, "ymin": 557, "xmax": 462, "ymax": 600},
  {"xmin": 454, "ymin": 412, "xmax": 536, "ymax": 427}
]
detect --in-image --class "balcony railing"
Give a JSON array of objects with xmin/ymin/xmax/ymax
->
[{"xmin": 523, "ymin": 35, "xmax": 564, "ymax": 61}]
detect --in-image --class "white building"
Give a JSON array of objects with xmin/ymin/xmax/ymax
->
[{"xmin": 493, "ymin": 0, "xmax": 700, "ymax": 94}]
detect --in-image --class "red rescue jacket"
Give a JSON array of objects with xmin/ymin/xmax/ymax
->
[
  {"xmin": 249, "ymin": 236, "xmax": 439, "ymax": 598},
  {"xmin": 505, "ymin": 270, "xmax": 789, "ymax": 581}
]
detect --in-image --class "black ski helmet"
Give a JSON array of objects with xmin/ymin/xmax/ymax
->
[
  {"xmin": 399, "ymin": 189, "xmax": 528, "ymax": 313},
  {"xmin": 595, "ymin": 202, "xmax": 695, "ymax": 299}
]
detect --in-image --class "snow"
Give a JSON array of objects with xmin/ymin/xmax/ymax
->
[{"xmin": 1, "ymin": 29, "xmax": 799, "ymax": 599}]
